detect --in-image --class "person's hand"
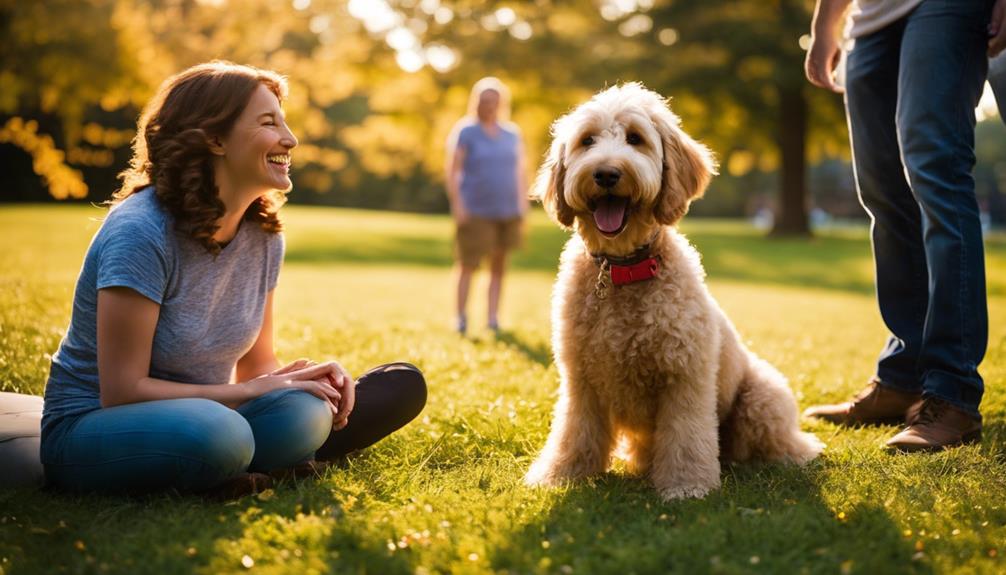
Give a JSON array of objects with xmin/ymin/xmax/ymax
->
[
  {"xmin": 805, "ymin": 35, "xmax": 844, "ymax": 93},
  {"xmin": 271, "ymin": 358, "xmax": 314, "ymax": 375},
  {"xmin": 331, "ymin": 373, "xmax": 356, "ymax": 431},
  {"xmin": 322, "ymin": 361, "xmax": 354, "ymax": 427},
  {"xmin": 990, "ymin": 0, "xmax": 1006, "ymax": 57},
  {"xmin": 244, "ymin": 361, "xmax": 345, "ymax": 417},
  {"xmin": 274, "ymin": 358, "xmax": 355, "ymax": 430}
]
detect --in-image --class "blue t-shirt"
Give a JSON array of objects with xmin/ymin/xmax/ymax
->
[
  {"xmin": 457, "ymin": 122, "xmax": 522, "ymax": 219},
  {"xmin": 41, "ymin": 188, "xmax": 284, "ymax": 440}
]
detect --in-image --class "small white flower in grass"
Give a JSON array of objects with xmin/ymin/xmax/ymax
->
[
  {"xmin": 241, "ymin": 555, "xmax": 254, "ymax": 568},
  {"xmin": 749, "ymin": 556, "xmax": 760, "ymax": 565},
  {"xmin": 468, "ymin": 553, "xmax": 479, "ymax": 561}
]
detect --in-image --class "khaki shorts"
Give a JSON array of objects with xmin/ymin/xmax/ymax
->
[{"xmin": 455, "ymin": 216, "xmax": 524, "ymax": 268}]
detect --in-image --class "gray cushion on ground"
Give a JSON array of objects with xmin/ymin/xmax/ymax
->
[{"xmin": 0, "ymin": 392, "xmax": 44, "ymax": 488}]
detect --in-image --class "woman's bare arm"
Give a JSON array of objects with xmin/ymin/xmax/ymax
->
[{"xmin": 96, "ymin": 287, "xmax": 342, "ymax": 410}]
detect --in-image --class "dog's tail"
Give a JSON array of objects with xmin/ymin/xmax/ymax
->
[{"xmin": 720, "ymin": 352, "xmax": 824, "ymax": 464}]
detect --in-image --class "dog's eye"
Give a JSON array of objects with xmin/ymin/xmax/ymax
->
[
  {"xmin": 580, "ymin": 135, "xmax": 595, "ymax": 147},
  {"xmin": 626, "ymin": 133, "xmax": 643, "ymax": 146}
]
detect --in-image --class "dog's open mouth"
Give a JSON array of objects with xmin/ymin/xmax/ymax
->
[{"xmin": 591, "ymin": 195, "xmax": 630, "ymax": 237}]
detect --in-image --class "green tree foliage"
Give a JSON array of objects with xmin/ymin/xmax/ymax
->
[
  {"xmin": 0, "ymin": 0, "xmax": 151, "ymax": 198},
  {"xmin": 2, "ymin": 0, "xmax": 1001, "ymax": 229}
]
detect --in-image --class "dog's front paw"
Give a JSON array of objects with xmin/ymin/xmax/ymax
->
[
  {"xmin": 524, "ymin": 457, "xmax": 564, "ymax": 487},
  {"xmin": 656, "ymin": 482, "xmax": 717, "ymax": 501}
]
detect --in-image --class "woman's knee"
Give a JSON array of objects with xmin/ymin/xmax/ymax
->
[
  {"xmin": 272, "ymin": 389, "xmax": 334, "ymax": 444},
  {"xmin": 175, "ymin": 400, "xmax": 255, "ymax": 483},
  {"xmin": 47, "ymin": 398, "xmax": 256, "ymax": 492},
  {"xmin": 248, "ymin": 389, "xmax": 334, "ymax": 457}
]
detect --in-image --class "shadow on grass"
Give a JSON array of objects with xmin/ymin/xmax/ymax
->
[
  {"xmin": 492, "ymin": 330, "xmax": 553, "ymax": 368},
  {"xmin": 283, "ymin": 221, "xmax": 884, "ymax": 295},
  {"xmin": 489, "ymin": 463, "xmax": 930, "ymax": 574},
  {"xmin": 0, "ymin": 481, "xmax": 412, "ymax": 575}
]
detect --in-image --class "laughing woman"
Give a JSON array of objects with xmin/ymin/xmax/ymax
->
[{"xmin": 40, "ymin": 62, "xmax": 426, "ymax": 497}]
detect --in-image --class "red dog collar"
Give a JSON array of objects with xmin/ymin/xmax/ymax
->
[
  {"xmin": 608, "ymin": 257, "xmax": 660, "ymax": 285},
  {"xmin": 591, "ymin": 242, "xmax": 661, "ymax": 299}
]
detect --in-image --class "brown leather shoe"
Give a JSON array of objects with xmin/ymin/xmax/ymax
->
[
  {"xmin": 803, "ymin": 380, "xmax": 922, "ymax": 426},
  {"xmin": 885, "ymin": 397, "xmax": 982, "ymax": 452}
]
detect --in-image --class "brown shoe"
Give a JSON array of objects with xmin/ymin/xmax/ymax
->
[
  {"xmin": 885, "ymin": 397, "xmax": 982, "ymax": 452},
  {"xmin": 803, "ymin": 380, "xmax": 922, "ymax": 426}
]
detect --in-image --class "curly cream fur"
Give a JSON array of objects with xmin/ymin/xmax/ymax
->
[{"xmin": 526, "ymin": 84, "xmax": 823, "ymax": 500}]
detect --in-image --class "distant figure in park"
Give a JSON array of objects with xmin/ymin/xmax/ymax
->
[
  {"xmin": 803, "ymin": 0, "xmax": 1004, "ymax": 450},
  {"xmin": 445, "ymin": 77, "xmax": 529, "ymax": 335},
  {"xmin": 39, "ymin": 61, "xmax": 426, "ymax": 497}
]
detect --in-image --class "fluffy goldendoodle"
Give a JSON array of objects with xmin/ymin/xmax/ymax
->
[{"xmin": 525, "ymin": 84, "xmax": 823, "ymax": 500}]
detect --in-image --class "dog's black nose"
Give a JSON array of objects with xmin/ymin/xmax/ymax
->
[{"xmin": 593, "ymin": 167, "xmax": 621, "ymax": 188}]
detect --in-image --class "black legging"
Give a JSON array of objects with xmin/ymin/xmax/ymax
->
[{"xmin": 315, "ymin": 362, "xmax": 427, "ymax": 461}]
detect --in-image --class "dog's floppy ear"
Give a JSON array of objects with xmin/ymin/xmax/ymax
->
[
  {"xmin": 532, "ymin": 141, "xmax": 575, "ymax": 228},
  {"xmin": 652, "ymin": 105, "xmax": 717, "ymax": 226}
]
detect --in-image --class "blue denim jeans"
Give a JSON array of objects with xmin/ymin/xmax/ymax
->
[
  {"xmin": 844, "ymin": 0, "xmax": 992, "ymax": 418},
  {"xmin": 41, "ymin": 389, "xmax": 333, "ymax": 493}
]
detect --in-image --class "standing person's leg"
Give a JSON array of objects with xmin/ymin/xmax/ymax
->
[
  {"xmin": 41, "ymin": 398, "xmax": 255, "ymax": 493},
  {"xmin": 846, "ymin": 21, "xmax": 931, "ymax": 393},
  {"xmin": 235, "ymin": 388, "xmax": 333, "ymax": 472},
  {"xmin": 456, "ymin": 265, "xmax": 475, "ymax": 334},
  {"xmin": 488, "ymin": 247, "xmax": 506, "ymax": 331},
  {"xmin": 315, "ymin": 362, "xmax": 427, "ymax": 461},
  {"xmin": 890, "ymin": 0, "xmax": 991, "ymax": 440},
  {"xmin": 487, "ymin": 217, "xmax": 523, "ymax": 332},
  {"xmin": 455, "ymin": 218, "xmax": 490, "ymax": 334},
  {"xmin": 804, "ymin": 21, "xmax": 929, "ymax": 426}
]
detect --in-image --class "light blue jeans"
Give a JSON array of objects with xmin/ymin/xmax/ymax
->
[{"xmin": 41, "ymin": 389, "xmax": 332, "ymax": 493}]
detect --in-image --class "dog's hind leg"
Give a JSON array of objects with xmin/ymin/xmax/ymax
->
[
  {"xmin": 525, "ymin": 379, "xmax": 613, "ymax": 487},
  {"xmin": 723, "ymin": 353, "xmax": 824, "ymax": 464}
]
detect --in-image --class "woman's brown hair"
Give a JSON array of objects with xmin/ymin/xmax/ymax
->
[{"xmin": 114, "ymin": 61, "xmax": 289, "ymax": 254}]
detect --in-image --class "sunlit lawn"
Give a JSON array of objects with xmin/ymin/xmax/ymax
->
[{"xmin": 1, "ymin": 204, "xmax": 1005, "ymax": 574}]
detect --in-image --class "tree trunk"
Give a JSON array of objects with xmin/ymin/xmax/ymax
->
[{"xmin": 771, "ymin": 84, "xmax": 811, "ymax": 237}]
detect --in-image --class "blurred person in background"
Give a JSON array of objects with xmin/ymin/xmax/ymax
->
[{"xmin": 445, "ymin": 77, "xmax": 529, "ymax": 335}]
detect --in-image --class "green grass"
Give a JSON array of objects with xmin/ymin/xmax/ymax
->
[{"xmin": 1, "ymin": 204, "xmax": 1005, "ymax": 575}]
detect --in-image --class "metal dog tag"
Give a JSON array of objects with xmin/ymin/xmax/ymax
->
[{"xmin": 595, "ymin": 261, "xmax": 611, "ymax": 300}]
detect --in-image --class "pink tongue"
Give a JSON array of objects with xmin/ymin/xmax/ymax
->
[{"xmin": 593, "ymin": 196, "xmax": 628, "ymax": 233}]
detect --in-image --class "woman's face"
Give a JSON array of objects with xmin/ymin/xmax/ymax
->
[
  {"xmin": 217, "ymin": 83, "xmax": 298, "ymax": 195},
  {"xmin": 477, "ymin": 89, "xmax": 500, "ymax": 122}
]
